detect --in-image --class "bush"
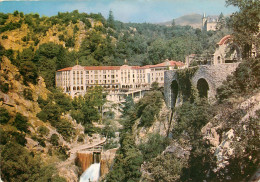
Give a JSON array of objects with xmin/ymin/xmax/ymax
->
[
  {"xmin": 2, "ymin": 35, "xmax": 8, "ymax": 39},
  {"xmin": 19, "ymin": 61, "xmax": 38, "ymax": 85},
  {"xmin": 54, "ymin": 119, "xmax": 75, "ymax": 141},
  {"xmin": 0, "ymin": 129, "xmax": 27, "ymax": 146},
  {"xmin": 138, "ymin": 133, "xmax": 169, "ymax": 162},
  {"xmin": 0, "ymin": 107, "xmax": 10, "ymax": 124},
  {"xmin": 37, "ymin": 126, "xmax": 49, "ymax": 136},
  {"xmin": 0, "ymin": 82, "xmax": 9, "ymax": 93},
  {"xmin": 37, "ymin": 103, "xmax": 61, "ymax": 123},
  {"xmin": 137, "ymin": 91, "xmax": 163, "ymax": 127},
  {"xmin": 217, "ymin": 58, "xmax": 260, "ymax": 102},
  {"xmin": 50, "ymin": 134, "xmax": 59, "ymax": 146},
  {"xmin": 13, "ymin": 113, "xmax": 30, "ymax": 133},
  {"xmin": 77, "ymin": 134, "xmax": 85, "ymax": 143}
]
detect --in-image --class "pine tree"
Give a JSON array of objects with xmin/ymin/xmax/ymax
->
[{"xmin": 107, "ymin": 10, "xmax": 115, "ymax": 29}]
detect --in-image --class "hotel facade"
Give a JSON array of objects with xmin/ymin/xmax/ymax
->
[{"xmin": 55, "ymin": 60, "xmax": 184, "ymax": 102}]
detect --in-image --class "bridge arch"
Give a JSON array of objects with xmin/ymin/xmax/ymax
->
[
  {"xmin": 171, "ymin": 80, "xmax": 179, "ymax": 108},
  {"xmin": 197, "ymin": 78, "xmax": 209, "ymax": 98}
]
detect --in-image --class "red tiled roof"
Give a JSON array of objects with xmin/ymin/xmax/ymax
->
[
  {"xmin": 57, "ymin": 60, "xmax": 184, "ymax": 72},
  {"xmin": 57, "ymin": 67, "xmax": 72, "ymax": 72},
  {"xmin": 217, "ymin": 35, "xmax": 232, "ymax": 45},
  {"xmin": 84, "ymin": 66, "xmax": 121, "ymax": 70}
]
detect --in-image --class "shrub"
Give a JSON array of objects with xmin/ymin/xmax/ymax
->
[
  {"xmin": 13, "ymin": 113, "xmax": 30, "ymax": 133},
  {"xmin": 217, "ymin": 58, "xmax": 260, "ymax": 102},
  {"xmin": 137, "ymin": 91, "xmax": 163, "ymax": 127},
  {"xmin": 138, "ymin": 133, "xmax": 169, "ymax": 162},
  {"xmin": 0, "ymin": 82, "xmax": 9, "ymax": 93},
  {"xmin": 50, "ymin": 134, "xmax": 59, "ymax": 146},
  {"xmin": 37, "ymin": 126, "xmax": 49, "ymax": 136},
  {"xmin": 0, "ymin": 129, "xmax": 27, "ymax": 146},
  {"xmin": 0, "ymin": 107, "xmax": 10, "ymax": 124},
  {"xmin": 19, "ymin": 61, "xmax": 38, "ymax": 85},
  {"xmin": 77, "ymin": 134, "xmax": 85, "ymax": 143},
  {"xmin": 2, "ymin": 35, "xmax": 8, "ymax": 39},
  {"xmin": 54, "ymin": 119, "xmax": 75, "ymax": 141}
]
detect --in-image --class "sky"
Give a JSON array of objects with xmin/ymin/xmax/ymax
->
[{"xmin": 0, "ymin": 0, "xmax": 238, "ymax": 23}]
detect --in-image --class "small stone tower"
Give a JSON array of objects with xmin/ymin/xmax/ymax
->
[{"xmin": 202, "ymin": 13, "xmax": 207, "ymax": 31}]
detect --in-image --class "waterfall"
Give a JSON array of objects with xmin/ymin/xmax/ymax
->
[{"xmin": 80, "ymin": 163, "xmax": 100, "ymax": 182}]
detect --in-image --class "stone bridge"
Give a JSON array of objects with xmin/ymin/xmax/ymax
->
[{"xmin": 164, "ymin": 63, "xmax": 239, "ymax": 108}]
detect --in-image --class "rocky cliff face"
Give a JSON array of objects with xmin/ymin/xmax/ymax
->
[
  {"xmin": 100, "ymin": 148, "xmax": 118, "ymax": 176},
  {"xmin": 201, "ymin": 91, "xmax": 260, "ymax": 171},
  {"xmin": 133, "ymin": 101, "xmax": 172, "ymax": 145}
]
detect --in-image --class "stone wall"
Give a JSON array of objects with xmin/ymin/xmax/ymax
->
[{"xmin": 164, "ymin": 63, "xmax": 239, "ymax": 108}]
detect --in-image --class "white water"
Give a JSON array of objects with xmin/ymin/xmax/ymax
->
[{"xmin": 80, "ymin": 163, "xmax": 100, "ymax": 182}]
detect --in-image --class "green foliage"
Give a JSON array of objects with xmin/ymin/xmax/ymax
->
[
  {"xmin": 51, "ymin": 88, "xmax": 73, "ymax": 112},
  {"xmin": 37, "ymin": 102, "xmax": 61, "ymax": 123},
  {"xmin": 13, "ymin": 113, "xmax": 30, "ymax": 133},
  {"xmin": 138, "ymin": 133, "xmax": 169, "ymax": 162},
  {"xmin": 120, "ymin": 95, "xmax": 134, "ymax": 117},
  {"xmin": 217, "ymin": 58, "xmax": 260, "ymax": 102},
  {"xmin": 180, "ymin": 139, "xmax": 217, "ymax": 181},
  {"xmin": 34, "ymin": 43, "xmax": 72, "ymax": 88},
  {"xmin": 54, "ymin": 119, "xmax": 75, "ymax": 142},
  {"xmin": 50, "ymin": 134, "xmax": 59, "ymax": 146},
  {"xmin": 2, "ymin": 35, "xmax": 8, "ymax": 39},
  {"xmin": 0, "ymin": 107, "xmax": 10, "ymax": 124},
  {"xmin": 103, "ymin": 140, "xmax": 118, "ymax": 150},
  {"xmin": 19, "ymin": 61, "xmax": 38, "ymax": 85},
  {"xmin": 0, "ymin": 20, "xmax": 22, "ymax": 32},
  {"xmin": 0, "ymin": 82, "xmax": 9, "ymax": 93},
  {"xmin": 0, "ymin": 129, "xmax": 27, "ymax": 146},
  {"xmin": 0, "ymin": 141, "xmax": 64, "ymax": 182},
  {"xmin": 214, "ymin": 109, "xmax": 260, "ymax": 181},
  {"xmin": 226, "ymin": 0, "xmax": 260, "ymax": 57},
  {"xmin": 77, "ymin": 134, "xmax": 85, "ymax": 143},
  {"xmin": 105, "ymin": 134, "xmax": 143, "ymax": 182},
  {"xmin": 37, "ymin": 125, "xmax": 49, "ymax": 136},
  {"xmin": 107, "ymin": 10, "xmax": 115, "ymax": 29},
  {"xmin": 136, "ymin": 91, "xmax": 163, "ymax": 127},
  {"xmin": 176, "ymin": 67, "xmax": 198, "ymax": 102},
  {"xmin": 37, "ymin": 96, "xmax": 48, "ymax": 109},
  {"xmin": 143, "ymin": 153, "xmax": 186, "ymax": 182},
  {"xmin": 0, "ymin": 142, "xmax": 41, "ymax": 181},
  {"xmin": 23, "ymin": 88, "xmax": 33, "ymax": 101},
  {"xmin": 71, "ymin": 87, "xmax": 106, "ymax": 127},
  {"xmin": 101, "ymin": 120, "xmax": 116, "ymax": 138},
  {"xmin": 173, "ymin": 99, "xmax": 214, "ymax": 140}
]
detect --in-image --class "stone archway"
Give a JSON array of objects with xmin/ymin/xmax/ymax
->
[
  {"xmin": 171, "ymin": 80, "xmax": 179, "ymax": 108},
  {"xmin": 197, "ymin": 78, "xmax": 209, "ymax": 98}
]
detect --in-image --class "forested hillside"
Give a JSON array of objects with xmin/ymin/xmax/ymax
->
[{"xmin": 0, "ymin": 10, "xmax": 230, "ymax": 88}]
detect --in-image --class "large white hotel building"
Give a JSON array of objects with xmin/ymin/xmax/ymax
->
[{"xmin": 55, "ymin": 59, "xmax": 184, "ymax": 102}]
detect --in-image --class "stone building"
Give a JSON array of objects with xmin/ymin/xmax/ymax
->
[
  {"xmin": 185, "ymin": 35, "xmax": 242, "ymax": 66},
  {"xmin": 202, "ymin": 13, "xmax": 219, "ymax": 31},
  {"xmin": 56, "ymin": 60, "xmax": 184, "ymax": 102}
]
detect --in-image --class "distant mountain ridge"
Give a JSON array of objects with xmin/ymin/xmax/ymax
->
[{"xmin": 157, "ymin": 13, "xmax": 203, "ymax": 29}]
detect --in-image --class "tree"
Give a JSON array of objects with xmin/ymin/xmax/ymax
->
[
  {"xmin": 226, "ymin": 0, "xmax": 260, "ymax": 57},
  {"xmin": 107, "ymin": 10, "xmax": 115, "ymax": 29},
  {"xmin": 19, "ymin": 61, "xmax": 38, "ymax": 85},
  {"xmin": 0, "ymin": 107, "xmax": 10, "ymax": 124},
  {"xmin": 171, "ymin": 19, "xmax": 176, "ymax": 27},
  {"xmin": 216, "ymin": 12, "xmax": 225, "ymax": 30},
  {"xmin": 13, "ymin": 113, "xmax": 30, "ymax": 133},
  {"xmin": 121, "ymin": 95, "xmax": 134, "ymax": 117}
]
